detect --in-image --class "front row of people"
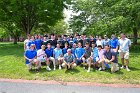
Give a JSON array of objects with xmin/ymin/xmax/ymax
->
[{"xmin": 24, "ymin": 42, "xmax": 120, "ymax": 73}]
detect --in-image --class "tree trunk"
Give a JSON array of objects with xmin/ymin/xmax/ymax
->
[
  {"xmin": 133, "ymin": 28, "xmax": 138, "ymax": 45},
  {"xmin": 13, "ymin": 36, "xmax": 18, "ymax": 44}
]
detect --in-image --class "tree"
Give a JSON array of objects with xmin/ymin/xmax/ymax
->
[
  {"xmin": 0, "ymin": 0, "xmax": 68, "ymax": 35},
  {"xmin": 69, "ymin": 0, "xmax": 140, "ymax": 44}
]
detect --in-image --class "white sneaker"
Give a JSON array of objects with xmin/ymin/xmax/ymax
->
[
  {"xmin": 59, "ymin": 66, "xmax": 62, "ymax": 69},
  {"xmin": 126, "ymin": 68, "xmax": 130, "ymax": 72},
  {"xmin": 98, "ymin": 67, "xmax": 102, "ymax": 71},
  {"xmin": 87, "ymin": 68, "xmax": 90, "ymax": 72},
  {"xmin": 54, "ymin": 67, "xmax": 56, "ymax": 70},
  {"xmin": 87, "ymin": 69, "xmax": 90, "ymax": 72},
  {"xmin": 120, "ymin": 66, "xmax": 124, "ymax": 69},
  {"xmin": 46, "ymin": 67, "xmax": 51, "ymax": 71}
]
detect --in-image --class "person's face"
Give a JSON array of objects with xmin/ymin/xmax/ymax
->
[
  {"xmin": 121, "ymin": 34, "xmax": 125, "ymax": 38},
  {"xmin": 65, "ymin": 44, "xmax": 68, "ymax": 48},
  {"xmin": 31, "ymin": 36, "xmax": 34, "ymax": 41},
  {"xmin": 85, "ymin": 44, "xmax": 89, "ymax": 48},
  {"xmin": 92, "ymin": 44, "xmax": 95, "ymax": 48},
  {"xmin": 105, "ymin": 46, "xmax": 109, "ymax": 51},
  {"xmin": 98, "ymin": 47, "xmax": 101, "ymax": 50},
  {"xmin": 44, "ymin": 37, "xmax": 47, "ymax": 40},
  {"xmin": 57, "ymin": 44, "xmax": 60, "ymax": 48},
  {"xmin": 30, "ymin": 46, "xmax": 35, "ymax": 50},
  {"xmin": 78, "ymin": 43, "xmax": 81, "ymax": 47},
  {"xmin": 35, "ymin": 35, "xmax": 38, "ymax": 39},
  {"xmin": 51, "ymin": 35, "xmax": 54, "ymax": 39},
  {"xmin": 47, "ymin": 44, "xmax": 51, "ymax": 48},
  {"xmin": 27, "ymin": 36, "xmax": 31, "ymax": 39},
  {"xmin": 41, "ymin": 46, "xmax": 45, "ymax": 50},
  {"xmin": 111, "ymin": 35, "xmax": 115, "ymax": 39},
  {"xmin": 67, "ymin": 50, "xmax": 71, "ymax": 55},
  {"xmin": 73, "ymin": 44, "xmax": 77, "ymax": 48}
]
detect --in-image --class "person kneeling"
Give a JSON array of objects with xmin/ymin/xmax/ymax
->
[
  {"xmin": 24, "ymin": 44, "xmax": 40, "ymax": 72},
  {"xmin": 62, "ymin": 49, "xmax": 76, "ymax": 69},
  {"xmin": 103, "ymin": 45, "xmax": 119, "ymax": 73},
  {"xmin": 37, "ymin": 45, "xmax": 51, "ymax": 71}
]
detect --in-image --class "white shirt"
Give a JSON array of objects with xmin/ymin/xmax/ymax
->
[
  {"xmin": 24, "ymin": 39, "xmax": 30, "ymax": 50},
  {"xmin": 37, "ymin": 49, "xmax": 46, "ymax": 59},
  {"xmin": 96, "ymin": 40, "xmax": 103, "ymax": 47},
  {"xmin": 119, "ymin": 38, "xmax": 131, "ymax": 52}
]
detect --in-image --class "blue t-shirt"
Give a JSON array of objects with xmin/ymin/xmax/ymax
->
[
  {"xmin": 62, "ymin": 48, "xmax": 68, "ymax": 55},
  {"xmin": 53, "ymin": 48, "xmax": 63, "ymax": 59},
  {"xmin": 75, "ymin": 47, "xmax": 85, "ymax": 59},
  {"xmin": 45, "ymin": 48, "xmax": 53, "ymax": 58},
  {"xmin": 24, "ymin": 49, "xmax": 37, "ymax": 64},
  {"xmin": 35, "ymin": 39, "xmax": 42, "ymax": 50},
  {"xmin": 92, "ymin": 47, "xmax": 99, "ymax": 59},
  {"xmin": 109, "ymin": 38, "xmax": 119, "ymax": 49},
  {"xmin": 71, "ymin": 48, "xmax": 76, "ymax": 57},
  {"xmin": 28, "ymin": 40, "xmax": 36, "ymax": 48}
]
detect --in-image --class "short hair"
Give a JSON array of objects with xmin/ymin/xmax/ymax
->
[
  {"xmin": 104, "ymin": 44, "xmax": 110, "ymax": 47},
  {"xmin": 97, "ymin": 45, "xmax": 102, "ymax": 48}
]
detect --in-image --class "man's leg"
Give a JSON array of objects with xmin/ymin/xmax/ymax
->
[
  {"xmin": 46, "ymin": 58, "xmax": 51, "ymax": 71},
  {"xmin": 34, "ymin": 59, "xmax": 39, "ymax": 72},
  {"xmin": 50, "ymin": 57, "xmax": 56, "ymax": 70},
  {"xmin": 82, "ymin": 57, "xmax": 86, "ymax": 69},
  {"xmin": 62, "ymin": 62, "xmax": 67, "ymax": 69},
  {"xmin": 120, "ymin": 52, "xmax": 125, "ymax": 69},
  {"xmin": 124, "ymin": 52, "xmax": 130, "ymax": 71},
  {"xmin": 71, "ymin": 63, "xmax": 77, "ymax": 69},
  {"xmin": 87, "ymin": 58, "xmax": 92, "ymax": 72}
]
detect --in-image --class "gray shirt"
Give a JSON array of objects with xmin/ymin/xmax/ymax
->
[{"xmin": 84, "ymin": 47, "xmax": 92, "ymax": 59}]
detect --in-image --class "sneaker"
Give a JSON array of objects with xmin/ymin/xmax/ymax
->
[
  {"xmin": 98, "ymin": 67, "xmax": 102, "ymax": 71},
  {"xmin": 126, "ymin": 68, "xmax": 130, "ymax": 72},
  {"xmin": 120, "ymin": 66, "xmax": 124, "ymax": 69},
  {"xmin": 59, "ymin": 66, "xmax": 62, "ymax": 69},
  {"xmin": 35, "ymin": 69, "xmax": 39, "ymax": 72},
  {"xmin": 29, "ymin": 68, "xmax": 32, "ymax": 72},
  {"xmin": 53, "ymin": 67, "xmax": 56, "ymax": 70},
  {"xmin": 87, "ymin": 68, "xmax": 90, "ymax": 72},
  {"xmin": 83, "ymin": 67, "xmax": 86, "ymax": 70},
  {"xmin": 46, "ymin": 67, "xmax": 51, "ymax": 71}
]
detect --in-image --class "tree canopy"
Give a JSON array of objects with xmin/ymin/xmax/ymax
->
[{"xmin": 69, "ymin": 0, "xmax": 140, "ymax": 44}]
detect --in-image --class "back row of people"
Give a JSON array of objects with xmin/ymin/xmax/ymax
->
[{"xmin": 24, "ymin": 33, "xmax": 131, "ymax": 73}]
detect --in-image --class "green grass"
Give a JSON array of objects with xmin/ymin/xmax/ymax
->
[{"xmin": 0, "ymin": 42, "xmax": 140, "ymax": 84}]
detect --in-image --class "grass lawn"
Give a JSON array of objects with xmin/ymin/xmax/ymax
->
[{"xmin": 0, "ymin": 42, "xmax": 140, "ymax": 84}]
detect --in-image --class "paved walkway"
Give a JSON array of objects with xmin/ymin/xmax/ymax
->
[{"xmin": 0, "ymin": 79, "xmax": 140, "ymax": 93}]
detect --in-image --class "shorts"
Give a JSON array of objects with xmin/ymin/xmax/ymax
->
[
  {"xmin": 119, "ymin": 52, "xmax": 129, "ymax": 59},
  {"xmin": 37, "ymin": 58, "xmax": 47, "ymax": 63}
]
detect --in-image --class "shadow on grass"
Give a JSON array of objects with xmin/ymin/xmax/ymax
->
[
  {"xmin": 65, "ymin": 68, "xmax": 80, "ymax": 75},
  {"xmin": 104, "ymin": 68, "xmax": 124, "ymax": 75},
  {"xmin": 0, "ymin": 43, "xmax": 24, "ymax": 57}
]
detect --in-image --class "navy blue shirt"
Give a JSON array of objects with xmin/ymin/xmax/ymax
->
[
  {"xmin": 24, "ymin": 49, "xmax": 37, "ymax": 64},
  {"xmin": 103, "ymin": 50, "xmax": 118, "ymax": 63},
  {"xmin": 45, "ymin": 48, "xmax": 54, "ymax": 58}
]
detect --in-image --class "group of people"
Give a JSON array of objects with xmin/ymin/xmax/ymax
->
[{"xmin": 24, "ymin": 33, "xmax": 131, "ymax": 73}]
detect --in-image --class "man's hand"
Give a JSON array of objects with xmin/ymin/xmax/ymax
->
[{"xmin": 29, "ymin": 59, "xmax": 33, "ymax": 62}]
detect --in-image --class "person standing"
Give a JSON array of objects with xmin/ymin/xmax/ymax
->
[{"xmin": 118, "ymin": 33, "xmax": 131, "ymax": 71}]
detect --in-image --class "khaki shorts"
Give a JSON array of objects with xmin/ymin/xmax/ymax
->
[
  {"xmin": 111, "ymin": 62, "xmax": 119, "ymax": 73},
  {"xmin": 119, "ymin": 52, "xmax": 129, "ymax": 59}
]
